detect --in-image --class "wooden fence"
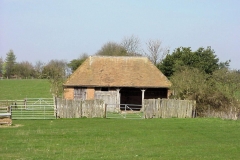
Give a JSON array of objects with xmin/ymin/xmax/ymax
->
[
  {"xmin": 202, "ymin": 106, "xmax": 240, "ymax": 120},
  {"xmin": 56, "ymin": 98, "xmax": 105, "ymax": 118},
  {"xmin": 144, "ymin": 99, "xmax": 196, "ymax": 119}
]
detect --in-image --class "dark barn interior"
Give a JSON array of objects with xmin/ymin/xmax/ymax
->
[
  {"xmin": 120, "ymin": 87, "xmax": 168, "ymax": 110},
  {"xmin": 145, "ymin": 88, "xmax": 168, "ymax": 99}
]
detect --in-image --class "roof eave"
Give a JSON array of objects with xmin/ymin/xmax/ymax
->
[{"xmin": 63, "ymin": 84, "xmax": 171, "ymax": 88}]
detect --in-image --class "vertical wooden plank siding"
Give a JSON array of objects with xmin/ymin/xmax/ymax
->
[{"xmin": 95, "ymin": 91, "xmax": 118, "ymax": 112}]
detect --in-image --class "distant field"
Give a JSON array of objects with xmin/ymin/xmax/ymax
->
[
  {"xmin": 0, "ymin": 79, "xmax": 52, "ymax": 100},
  {"xmin": 1, "ymin": 118, "xmax": 240, "ymax": 159}
]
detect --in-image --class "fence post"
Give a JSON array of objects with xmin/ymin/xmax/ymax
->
[
  {"xmin": 125, "ymin": 104, "xmax": 127, "ymax": 118},
  {"xmin": 54, "ymin": 97, "xmax": 57, "ymax": 119},
  {"xmin": 24, "ymin": 99, "xmax": 27, "ymax": 109},
  {"xmin": 192, "ymin": 101, "xmax": 196, "ymax": 118},
  {"xmin": 208, "ymin": 105, "xmax": 210, "ymax": 117},
  {"xmin": 104, "ymin": 104, "xmax": 107, "ymax": 118}
]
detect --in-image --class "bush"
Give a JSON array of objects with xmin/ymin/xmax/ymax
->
[{"xmin": 170, "ymin": 67, "xmax": 240, "ymax": 116}]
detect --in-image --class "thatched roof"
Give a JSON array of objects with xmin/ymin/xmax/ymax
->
[{"xmin": 64, "ymin": 56, "xmax": 171, "ymax": 88}]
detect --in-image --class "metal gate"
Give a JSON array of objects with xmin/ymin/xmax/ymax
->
[
  {"xmin": 10, "ymin": 98, "xmax": 56, "ymax": 119},
  {"xmin": 106, "ymin": 104, "xmax": 143, "ymax": 119}
]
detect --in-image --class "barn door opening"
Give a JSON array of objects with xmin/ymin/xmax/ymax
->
[
  {"xmin": 120, "ymin": 88, "xmax": 142, "ymax": 110},
  {"xmin": 144, "ymin": 88, "xmax": 168, "ymax": 99}
]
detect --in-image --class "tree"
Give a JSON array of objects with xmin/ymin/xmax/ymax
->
[
  {"xmin": 145, "ymin": 39, "xmax": 169, "ymax": 65},
  {"xmin": 159, "ymin": 47, "xmax": 222, "ymax": 77},
  {"xmin": 170, "ymin": 67, "xmax": 208, "ymax": 100},
  {"xmin": 96, "ymin": 42, "xmax": 128, "ymax": 56},
  {"xmin": 68, "ymin": 53, "xmax": 88, "ymax": 73},
  {"xmin": 0, "ymin": 57, "xmax": 3, "ymax": 77},
  {"xmin": 34, "ymin": 61, "xmax": 45, "ymax": 79},
  {"xmin": 158, "ymin": 47, "xmax": 191, "ymax": 77},
  {"xmin": 4, "ymin": 50, "xmax": 16, "ymax": 78},
  {"xmin": 170, "ymin": 67, "xmax": 240, "ymax": 116},
  {"xmin": 15, "ymin": 61, "xmax": 35, "ymax": 78},
  {"xmin": 121, "ymin": 35, "xmax": 142, "ymax": 56},
  {"xmin": 194, "ymin": 47, "xmax": 219, "ymax": 74},
  {"xmin": 219, "ymin": 60, "xmax": 231, "ymax": 69},
  {"xmin": 212, "ymin": 68, "xmax": 240, "ymax": 101},
  {"xmin": 42, "ymin": 60, "xmax": 70, "ymax": 96}
]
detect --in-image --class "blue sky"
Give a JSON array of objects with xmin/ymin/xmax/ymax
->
[{"xmin": 1, "ymin": 0, "xmax": 240, "ymax": 69}]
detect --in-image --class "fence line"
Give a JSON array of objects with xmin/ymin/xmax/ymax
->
[
  {"xmin": 56, "ymin": 98, "xmax": 105, "ymax": 118},
  {"xmin": 203, "ymin": 105, "xmax": 240, "ymax": 120},
  {"xmin": 144, "ymin": 99, "xmax": 196, "ymax": 119}
]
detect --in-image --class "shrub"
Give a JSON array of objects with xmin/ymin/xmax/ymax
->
[{"xmin": 170, "ymin": 67, "xmax": 240, "ymax": 116}]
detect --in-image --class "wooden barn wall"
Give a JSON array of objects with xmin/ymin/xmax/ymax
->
[
  {"xmin": 95, "ymin": 91, "xmax": 118, "ymax": 112},
  {"xmin": 74, "ymin": 88, "xmax": 86, "ymax": 100}
]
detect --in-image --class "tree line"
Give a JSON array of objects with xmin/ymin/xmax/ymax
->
[
  {"xmin": 0, "ymin": 50, "xmax": 70, "ymax": 79},
  {"xmin": 1, "ymin": 35, "xmax": 240, "ymax": 116},
  {"xmin": 1, "ymin": 36, "xmax": 232, "ymax": 80}
]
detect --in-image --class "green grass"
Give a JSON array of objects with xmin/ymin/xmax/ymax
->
[
  {"xmin": 107, "ymin": 112, "xmax": 143, "ymax": 119},
  {"xmin": 0, "ymin": 79, "xmax": 52, "ymax": 99},
  {"xmin": 12, "ymin": 109, "xmax": 55, "ymax": 119},
  {"xmin": 1, "ymin": 118, "xmax": 240, "ymax": 159}
]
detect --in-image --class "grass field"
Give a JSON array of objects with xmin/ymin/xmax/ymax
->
[
  {"xmin": 1, "ymin": 118, "xmax": 240, "ymax": 159},
  {"xmin": 0, "ymin": 79, "xmax": 52, "ymax": 99}
]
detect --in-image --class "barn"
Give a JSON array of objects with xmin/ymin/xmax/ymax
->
[{"xmin": 63, "ymin": 56, "xmax": 171, "ymax": 110}]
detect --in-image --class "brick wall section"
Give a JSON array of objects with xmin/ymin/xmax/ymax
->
[
  {"xmin": 64, "ymin": 88, "xmax": 74, "ymax": 100},
  {"xmin": 86, "ymin": 88, "xmax": 95, "ymax": 100}
]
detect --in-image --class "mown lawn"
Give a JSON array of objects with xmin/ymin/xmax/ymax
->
[
  {"xmin": 1, "ymin": 118, "xmax": 240, "ymax": 160},
  {"xmin": 0, "ymin": 79, "xmax": 52, "ymax": 99}
]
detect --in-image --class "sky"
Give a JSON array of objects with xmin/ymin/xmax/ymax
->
[{"xmin": 0, "ymin": 0, "xmax": 240, "ymax": 69}]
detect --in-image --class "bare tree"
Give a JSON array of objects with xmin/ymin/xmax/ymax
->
[
  {"xmin": 145, "ymin": 39, "xmax": 169, "ymax": 65},
  {"xmin": 34, "ymin": 61, "xmax": 45, "ymax": 79},
  {"xmin": 121, "ymin": 35, "xmax": 141, "ymax": 56}
]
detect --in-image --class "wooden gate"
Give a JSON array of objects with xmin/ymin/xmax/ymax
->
[
  {"xmin": 7, "ymin": 98, "xmax": 56, "ymax": 119},
  {"xmin": 106, "ymin": 104, "xmax": 143, "ymax": 119}
]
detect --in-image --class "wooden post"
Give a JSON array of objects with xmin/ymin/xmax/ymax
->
[
  {"xmin": 53, "ymin": 97, "xmax": 57, "ymax": 119},
  {"xmin": 10, "ymin": 106, "xmax": 12, "ymax": 120},
  {"xmin": 141, "ymin": 89, "xmax": 145, "ymax": 111},
  {"xmin": 104, "ymin": 104, "xmax": 107, "ymax": 118},
  {"xmin": 116, "ymin": 89, "xmax": 120, "ymax": 111},
  {"xmin": 24, "ymin": 99, "xmax": 27, "ymax": 109}
]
